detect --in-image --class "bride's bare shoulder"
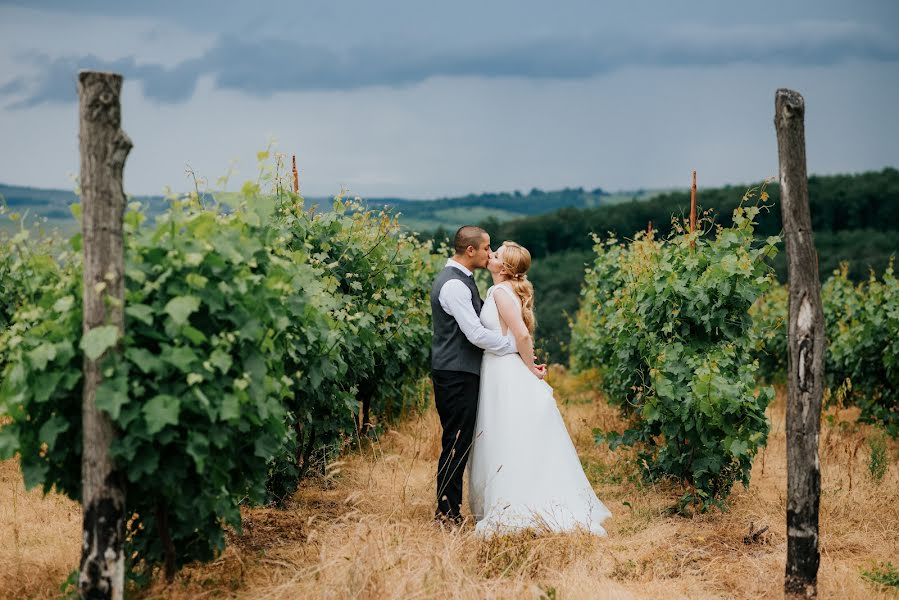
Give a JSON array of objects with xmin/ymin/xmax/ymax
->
[{"xmin": 492, "ymin": 283, "xmax": 518, "ymax": 301}]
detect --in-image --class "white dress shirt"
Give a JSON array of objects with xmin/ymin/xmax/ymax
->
[{"xmin": 438, "ymin": 259, "xmax": 515, "ymax": 355}]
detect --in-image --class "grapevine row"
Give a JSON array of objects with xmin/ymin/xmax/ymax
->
[
  {"xmin": 751, "ymin": 261, "xmax": 899, "ymax": 435},
  {"xmin": 0, "ymin": 166, "xmax": 439, "ymax": 581},
  {"xmin": 570, "ymin": 186, "xmax": 780, "ymax": 511}
]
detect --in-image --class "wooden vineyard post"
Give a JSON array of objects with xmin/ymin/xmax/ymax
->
[
  {"xmin": 775, "ymin": 88, "xmax": 825, "ymax": 599},
  {"xmin": 690, "ymin": 170, "xmax": 697, "ymax": 247},
  {"xmin": 292, "ymin": 154, "xmax": 299, "ymax": 194},
  {"xmin": 78, "ymin": 71, "xmax": 131, "ymax": 600}
]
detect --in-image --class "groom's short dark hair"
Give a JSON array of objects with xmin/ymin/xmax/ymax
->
[{"xmin": 454, "ymin": 225, "xmax": 487, "ymax": 255}]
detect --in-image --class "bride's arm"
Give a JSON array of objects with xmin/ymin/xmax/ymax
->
[{"xmin": 493, "ymin": 289, "xmax": 545, "ymax": 379}]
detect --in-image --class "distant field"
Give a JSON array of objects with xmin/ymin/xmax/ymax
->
[
  {"xmin": 396, "ymin": 206, "xmax": 524, "ymax": 233},
  {"xmin": 600, "ymin": 188, "xmax": 680, "ymax": 205}
]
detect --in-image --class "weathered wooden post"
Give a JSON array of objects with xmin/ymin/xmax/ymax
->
[
  {"xmin": 78, "ymin": 71, "xmax": 131, "ymax": 600},
  {"xmin": 775, "ymin": 88, "xmax": 825, "ymax": 599}
]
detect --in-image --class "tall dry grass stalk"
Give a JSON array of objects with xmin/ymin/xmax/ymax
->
[{"xmin": 2, "ymin": 368, "xmax": 897, "ymax": 599}]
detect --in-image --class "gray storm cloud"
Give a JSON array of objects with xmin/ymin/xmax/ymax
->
[{"xmin": 2, "ymin": 21, "xmax": 898, "ymax": 109}]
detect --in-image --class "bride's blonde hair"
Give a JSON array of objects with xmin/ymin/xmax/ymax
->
[{"xmin": 500, "ymin": 241, "xmax": 536, "ymax": 334}]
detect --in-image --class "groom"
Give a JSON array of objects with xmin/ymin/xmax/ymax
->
[{"xmin": 429, "ymin": 226, "xmax": 517, "ymax": 524}]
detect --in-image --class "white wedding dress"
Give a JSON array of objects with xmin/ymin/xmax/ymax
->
[{"xmin": 468, "ymin": 284, "xmax": 611, "ymax": 537}]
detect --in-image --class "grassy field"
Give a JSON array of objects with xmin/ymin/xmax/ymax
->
[
  {"xmin": 598, "ymin": 189, "xmax": 678, "ymax": 205},
  {"xmin": 1, "ymin": 369, "xmax": 897, "ymax": 599}
]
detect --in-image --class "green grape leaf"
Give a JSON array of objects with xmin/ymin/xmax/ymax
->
[
  {"xmin": 253, "ymin": 433, "xmax": 280, "ymax": 459},
  {"xmin": 219, "ymin": 394, "xmax": 240, "ymax": 421},
  {"xmin": 80, "ymin": 325, "xmax": 120, "ymax": 360},
  {"xmin": 187, "ymin": 432, "xmax": 209, "ymax": 473},
  {"xmin": 181, "ymin": 325, "xmax": 207, "ymax": 345},
  {"xmin": 126, "ymin": 347, "xmax": 164, "ymax": 374},
  {"xmin": 729, "ymin": 439, "xmax": 749, "ymax": 457},
  {"xmin": 38, "ymin": 415, "xmax": 70, "ymax": 450},
  {"xmin": 52, "ymin": 295, "xmax": 75, "ymax": 314},
  {"xmin": 209, "ymin": 349, "xmax": 232, "ymax": 374},
  {"xmin": 143, "ymin": 394, "xmax": 181, "ymax": 434},
  {"xmin": 95, "ymin": 381, "xmax": 129, "ymax": 420},
  {"xmin": 126, "ymin": 304, "xmax": 155, "ymax": 326},
  {"xmin": 164, "ymin": 295, "xmax": 201, "ymax": 325},
  {"xmin": 21, "ymin": 459, "xmax": 49, "ymax": 491},
  {"xmin": 127, "ymin": 447, "xmax": 159, "ymax": 481},
  {"xmin": 161, "ymin": 345, "xmax": 199, "ymax": 371},
  {"xmin": 0, "ymin": 427, "xmax": 19, "ymax": 459},
  {"xmin": 32, "ymin": 371, "xmax": 65, "ymax": 404},
  {"xmin": 27, "ymin": 343, "xmax": 57, "ymax": 371}
]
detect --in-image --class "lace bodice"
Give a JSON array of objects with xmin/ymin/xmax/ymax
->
[{"xmin": 481, "ymin": 284, "xmax": 519, "ymax": 354}]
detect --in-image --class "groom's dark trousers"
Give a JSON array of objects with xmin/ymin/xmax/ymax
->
[
  {"xmin": 432, "ymin": 369, "xmax": 480, "ymax": 521},
  {"xmin": 430, "ymin": 264, "xmax": 485, "ymax": 523}
]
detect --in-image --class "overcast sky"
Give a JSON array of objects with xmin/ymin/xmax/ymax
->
[{"xmin": 1, "ymin": 1, "xmax": 897, "ymax": 198}]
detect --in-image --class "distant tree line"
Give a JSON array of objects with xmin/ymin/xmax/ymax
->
[{"xmin": 487, "ymin": 168, "xmax": 899, "ymax": 264}]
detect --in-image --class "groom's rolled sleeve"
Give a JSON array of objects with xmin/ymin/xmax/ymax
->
[{"xmin": 439, "ymin": 279, "xmax": 515, "ymax": 355}]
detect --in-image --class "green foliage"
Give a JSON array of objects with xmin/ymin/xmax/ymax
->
[
  {"xmin": 867, "ymin": 431, "xmax": 889, "ymax": 483},
  {"xmin": 823, "ymin": 261, "xmax": 899, "ymax": 436},
  {"xmin": 748, "ymin": 284, "xmax": 788, "ymax": 383},
  {"xmin": 1, "ymin": 200, "xmax": 298, "ymax": 575},
  {"xmin": 0, "ymin": 156, "xmax": 439, "ymax": 582},
  {"xmin": 526, "ymin": 249, "xmax": 595, "ymax": 363},
  {"xmin": 0, "ymin": 216, "xmax": 64, "ymax": 349},
  {"xmin": 59, "ymin": 569, "xmax": 80, "ymax": 599},
  {"xmin": 264, "ymin": 191, "xmax": 438, "ymax": 503},
  {"xmin": 573, "ymin": 186, "xmax": 779, "ymax": 510},
  {"xmin": 569, "ymin": 237, "xmax": 629, "ymax": 378},
  {"xmin": 861, "ymin": 562, "xmax": 899, "ymax": 589},
  {"xmin": 752, "ymin": 261, "xmax": 899, "ymax": 435}
]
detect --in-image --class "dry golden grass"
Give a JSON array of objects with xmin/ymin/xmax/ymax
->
[
  {"xmin": 2, "ymin": 368, "xmax": 898, "ymax": 599},
  {"xmin": 0, "ymin": 457, "xmax": 81, "ymax": 598}
]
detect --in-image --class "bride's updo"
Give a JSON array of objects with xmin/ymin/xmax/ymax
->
[{"xmin": 500, "ymin": 241, "xmax": 536, "ymax": 334}]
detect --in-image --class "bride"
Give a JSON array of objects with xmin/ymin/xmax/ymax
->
[{"xmin": 468, "ymin": 241, "xmax": 612, "ymax": 537}]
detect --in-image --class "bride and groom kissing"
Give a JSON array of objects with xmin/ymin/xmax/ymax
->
[{"xmin": 430, "ymin": 225, "xmax": 611, "ymax": 537}]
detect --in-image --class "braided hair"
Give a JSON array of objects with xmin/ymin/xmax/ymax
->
[{"xmin": 500, "ymin": 241, "xmax": 536, "ymax": 334}]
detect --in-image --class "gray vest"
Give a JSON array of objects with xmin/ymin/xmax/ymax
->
[{"xmin": 430, "ymin": 266, "xmax": 483, "ymax": 375}]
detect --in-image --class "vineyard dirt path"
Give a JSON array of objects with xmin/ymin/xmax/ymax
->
[{"xmin": 2, "ymin": 368, "xmax": 898, "ymax": 599}]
